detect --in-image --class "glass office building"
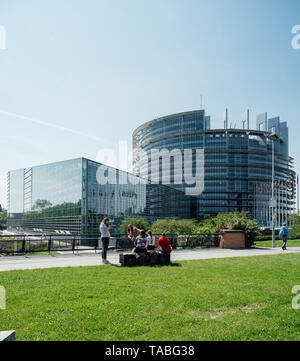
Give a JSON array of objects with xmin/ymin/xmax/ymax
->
[
  {"xmin": 133, "ymin": 110, "xmax": 296, "ymax": 226},
  {"xmin": 7, "ymin": 158, "xmax": 191, "ymax": 234}
]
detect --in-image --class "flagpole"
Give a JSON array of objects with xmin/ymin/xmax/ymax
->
[{"xmin": 297, "ymin": 174, "xmax": 299, "ymax": 215}]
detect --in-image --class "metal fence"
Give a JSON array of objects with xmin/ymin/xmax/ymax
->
[{"xmin": 0, "ymin": 233, "xmax": 219, "ymax": 255}]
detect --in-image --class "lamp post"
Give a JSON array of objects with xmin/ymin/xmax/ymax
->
[{"xmin": 268, "ymin": 132, "xmax": 279, "ymax": 248}]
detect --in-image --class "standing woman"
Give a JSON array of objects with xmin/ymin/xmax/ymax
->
[{"xmin": 100, "ymin": 218, "xmax": 111, "ymax": 264}]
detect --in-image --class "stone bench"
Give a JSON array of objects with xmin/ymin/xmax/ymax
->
[{"xmin": 120, "ymin": 252, "xmax": 171, "ymax": 267}]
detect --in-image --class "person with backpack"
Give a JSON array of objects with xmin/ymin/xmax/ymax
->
[{"xmin": 279, "ymin": 223, "xmax": 289, "ymax": 251}]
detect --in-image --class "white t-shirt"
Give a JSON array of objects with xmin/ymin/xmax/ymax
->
[{"xmin": 147, "ymin": 236, "xmax": 156, "ymax": 246}]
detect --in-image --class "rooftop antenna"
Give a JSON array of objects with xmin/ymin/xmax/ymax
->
[
  {"xmin": 242, "ymin": 109, "xmax": 250, "ymax": 129},
  {"xmin": 223, "ymin": 108, "xmax": 228, "ymax": 129},
  {"xmin": 200, "ymin": 94, "xmax": 203, "ymax": 109}
]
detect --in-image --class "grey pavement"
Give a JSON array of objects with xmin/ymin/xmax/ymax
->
[{"xmin": 0, "ymin": 247, "xmax": 299, "ymax": 272}]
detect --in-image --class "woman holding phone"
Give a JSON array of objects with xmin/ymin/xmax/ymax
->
[{"xmin": 100, "ymin": 218, "xmax": 111, "ymax": 264}]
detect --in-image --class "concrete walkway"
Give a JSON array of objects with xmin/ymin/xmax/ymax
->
[{"xmin": 0, "ymin": 247, "xmax": 299, "ymax": 272}]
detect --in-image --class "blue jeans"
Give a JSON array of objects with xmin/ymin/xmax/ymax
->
[{"xmin": 282, "ymin": 237, "xmax": 288, "ymax": 249}]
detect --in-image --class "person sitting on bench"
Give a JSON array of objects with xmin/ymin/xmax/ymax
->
[
  {"xmin": 146, "ymin": 230, "xmax": 156, "ymax": 251},
  {"xmin": 158, "ymin": 233, "xmax": 172, "ymax": 254},
  {"xmin": 128, "ymin": 224, "xmax": 141, "ymax": 247},
  {"xmin": 132, "ymin": 230, "xmax": 147, "ymax": 253}
]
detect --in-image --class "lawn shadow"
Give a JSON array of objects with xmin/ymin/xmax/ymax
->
[
  {"xmin": 250, "ymin": 247, "xmax": 272, "ymax": 250},
  {"xmin": 110, "ymin": 262, "xmax": 182, "ymax": 268},
  {"xmin": 168, "ymin": 262, "xmax": 182, "ymax": 267}
]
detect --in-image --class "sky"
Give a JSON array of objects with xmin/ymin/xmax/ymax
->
[{"xmin": 0, "ymin": 0, "xmax": 299, "ymax": 208}]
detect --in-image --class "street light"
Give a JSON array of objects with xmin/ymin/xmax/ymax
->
[{"xmin": 267, "ymin": 132, "xmax": 279, "ymax": 248}]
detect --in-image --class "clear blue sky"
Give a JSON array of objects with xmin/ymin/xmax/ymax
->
[{"xmin": 0, "ymin": 0, "xmax": 299, "ymax": 208}]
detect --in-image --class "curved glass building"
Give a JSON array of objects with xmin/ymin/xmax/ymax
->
[{"xmin": 133, "ymin": 110, "xmax": 296, "ymax": 226}]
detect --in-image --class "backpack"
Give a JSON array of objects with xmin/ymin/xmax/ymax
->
[{"xmin": 280, "ymin": 227, "xmax": 288, "ymax": 238}]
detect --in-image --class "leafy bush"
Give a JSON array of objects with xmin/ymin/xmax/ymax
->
[
  {"xmin": 0, "ymin": 211, "xmax": 7, "ymax": 230},
  {"xmin": 197, "ymin": 212, "xmax": 261, "ymax": 248},
  {"xmin": 151, "ymin": 218, "xmax": 197, "ymax": 235},
  {"xmin": 195, "ymin": 225, "xmax": 214, "ymax": 234},
  {"xmin": 288, "ymin": 214, "xmax": 300, "ymax": 239},
  {"xmin": 119, "ymin": 217, "xmax": 150, "ymax": 234},
  {"xmin": 255, "ymin": 235, "xmax": 280, "ymax": 241}
]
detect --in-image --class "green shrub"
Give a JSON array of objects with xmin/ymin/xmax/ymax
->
[
  {"xmin": 198, "ymin": 212, "xmax": 261, "ymax": 248},
  {"xmin": 119, "ymin": 217, "xmax": 150, "ymax": 234},
  {"xmin": 195, "ymin": 225, "xmax": 213, "ymax": 234},
  {"xmin": 288, "ymin": 213, "xmax": 300, "ymax": 239},
  {"xmin": 0, "ymin": 211, "xmax": 7, "ymax": 230},
  {"xmin": 151, "ymin": 218, "xmax": 197, "ymax": 235}
]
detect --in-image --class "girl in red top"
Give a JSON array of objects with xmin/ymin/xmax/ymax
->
[{"xmin": 158, "ymin": 233, "xmax": 172, "ymax": 254}]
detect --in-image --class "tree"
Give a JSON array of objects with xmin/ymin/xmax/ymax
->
[
  {"xmin": 119, "ymin": 217, "xmax": 150, "ymax": 234},
  {"xmin": 32, "ymin": 199, "xmax": 52, "ymax": 211},
  {"xmin": 0, "ymin": 211, "xmax": 7, "ymax": 230}
]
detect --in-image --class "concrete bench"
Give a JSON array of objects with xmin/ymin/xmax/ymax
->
[
  {"xmin": 0, "ymin": 331, "xmax": 16, "ymax": 341},
  {"xmin": 120, "ymin": 252, "xmax": 171, "ymax": 267}
]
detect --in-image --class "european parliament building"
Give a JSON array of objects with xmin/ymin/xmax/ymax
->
[
  {"xmin": 7, "ymin": 109, "xmax": 296, "ymax": 234},
  {"xmin": 133, "ymin": 110, "xmax": 296, "ymax": 227}
]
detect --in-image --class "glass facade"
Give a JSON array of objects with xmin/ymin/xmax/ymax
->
[
  {"xmin": 133, "ymin": 110, "xmax": 296, "ymax": 226},
  {"xmin": 8, "ymin": 159, "xmax": 83, "ymax": 234},
  {"xmin": 7, "ymin": 158, "xmax": 191, "ymax": 234},
  {"xmin": 84, "ymin": 159, "xmax": 190, "ymax": 234}
]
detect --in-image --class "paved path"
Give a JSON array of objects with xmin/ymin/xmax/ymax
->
[{"xmin": 0, "ymin": 247, "xmax": 299, "ymax": 272}]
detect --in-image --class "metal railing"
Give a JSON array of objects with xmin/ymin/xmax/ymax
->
[{"xmin": 0, "ymin": 233, "xmax": 219, "ymax": 256}]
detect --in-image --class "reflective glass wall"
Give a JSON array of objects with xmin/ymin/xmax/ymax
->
[
  {"xmin": 8, "ymin": 158, "xmax": 191, "ymax": 234},
  {"xmin": 84, "ymin": 159, "xmax": 190, "ymax": 234},
  {"xmin": 8, "ymin": 159, "xmax": 83, "ymax": 234}
]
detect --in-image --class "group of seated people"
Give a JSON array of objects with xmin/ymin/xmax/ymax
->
[{"xmin": 127, "ymin": 225, "xmax": 172, "ymax": 254}]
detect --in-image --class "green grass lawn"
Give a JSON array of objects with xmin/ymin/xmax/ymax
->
[
  {"xmin": 0, "ymin": 254, "xmax": 300, "ymax": 341},
  {"xmin": 254, "ymin": 239, "xmax": 300, "ymax": 248}
]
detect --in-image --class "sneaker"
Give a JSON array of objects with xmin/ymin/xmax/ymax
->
[{"xmin": 105, "ymin": 260, "xmax": 110, "ymax": 264}]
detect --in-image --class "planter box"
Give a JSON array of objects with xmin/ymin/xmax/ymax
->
[{"xmin": 219, "ymin": 230, "xmax": 245, "ymax": 249}]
